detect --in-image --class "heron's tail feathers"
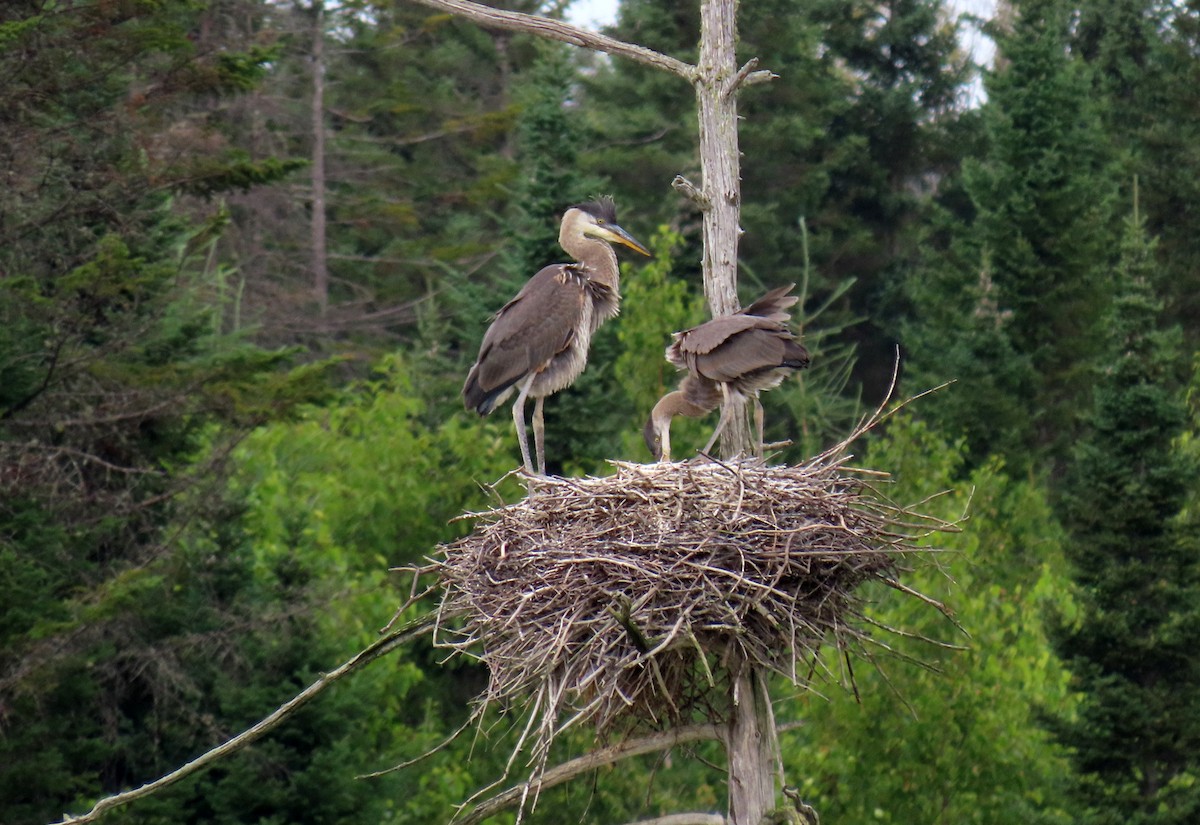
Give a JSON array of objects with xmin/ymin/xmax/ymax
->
[
  {"xmin": 463, "ymin": 368, "xmax": 516, "ymax": 416},
  {"xmin": 744, "ymin": 284, "xmax": 798, "ymax": 323},
  {"xmin": 781, "ymin": 339, "xmax": 812, "ymax": 371}
]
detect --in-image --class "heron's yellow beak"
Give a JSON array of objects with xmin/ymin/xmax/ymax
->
[{"xmin": 589, "ymin": 223, "xmax": 651, "ymax": 256}]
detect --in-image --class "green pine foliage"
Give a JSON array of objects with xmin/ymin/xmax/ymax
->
[
  {"xmin": 1069, "ymin": 0, "xmax": 1200, "ymax": 340},
  {"xmin": 1049, "ymin": 203, "xmax": 1200, "ymax": 823},
  {"xmin": 905, "ymin": 0, "xmax": 1119, "ymax": 468},
  {"xmin": 0, "ymin": 3, "xmax": 343, "ymax": 821},
  {"xmin": 904, "ymin": 235, "xmax": 1042, "ymax": 467},
  {"xmin": 503, "ymin": 41, "xmax": 604, "ymax": 278},
  {"xmin": 211, "ymin": 0, "xmax": 527, "ymax": 349},
  {"xmin": 785, "ymin": 416, "xmax": 1077, "ymax": 824}
]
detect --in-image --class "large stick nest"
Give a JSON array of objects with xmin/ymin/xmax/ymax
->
[{"xmin": 433, "ymin": 446, "xmax": 953, "ymax": 763}]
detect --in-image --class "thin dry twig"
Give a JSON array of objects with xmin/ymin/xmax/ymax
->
[{"xmin": 452, "ymin": 724, "xmax": 724, "ymax": 825}]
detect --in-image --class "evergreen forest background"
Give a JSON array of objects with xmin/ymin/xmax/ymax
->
[{"xmin": 3, "ymin": 0, "xmax": 1200, "ymax": 822}]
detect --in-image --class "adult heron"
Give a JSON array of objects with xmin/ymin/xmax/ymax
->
[
  {"xmin": 644, "ymin": 285, "xmax": 810, "ymax": 461},
  {"xmin": 464, "ymin": 197, "xmax": 650, "ymax": 475}
]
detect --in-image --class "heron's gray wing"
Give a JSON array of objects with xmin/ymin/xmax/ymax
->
[
  {"xmin": 666, "ymin": 286, "xmax": 800, "ymax": 371},
  {"xmin": 693, "ymin": 329, "xmax": 794, "ymax": 383},
  {"xmin": 672, "ymin": 314, "xmax": 765, "ymax": 357},
  {"xmin": 471, "ymin": 265, "xmax": 588, "ymax": 395}
]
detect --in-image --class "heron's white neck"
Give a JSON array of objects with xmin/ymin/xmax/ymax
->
[
  {"xmin": 652, "ymin": 387, "xmax": 717, "ymax": 427},
  {"xmin": 647, "ymin": 389, "xmax": 708, "ymax": 463},
  {"xmin": 559, "ymin": 214, "xmax": 621, "ymax": 290}
]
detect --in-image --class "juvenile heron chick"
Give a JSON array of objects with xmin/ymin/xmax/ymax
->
[
  {"xmin": 464, "ymin": 198, "xmax": 650, "ymax": 475},
  {"xmin": 644, "ymin": 284, "xmax": 810, "ymax": 461}
]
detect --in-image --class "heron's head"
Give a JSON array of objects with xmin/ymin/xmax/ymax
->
[
  {"xmin": 563, "ymin": 197, "xmax": 651, "ymax": 257},
  {"xmin": 643, "ymin": 391, "xmax": 685, "ymax": 462},
  {"xmin": 642, "ymin": 412, "xmax": 665, "ymax": 461}
]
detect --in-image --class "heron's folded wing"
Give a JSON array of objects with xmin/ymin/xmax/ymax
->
[
  {"xmin": 472, "ymin": 265, "xmax": 588, "ymax": 394},
  {"xmin": 672, "ymin": 314, "xmax": 764, "ymax": 357},
  {"xmin": 693, "ymin": 329, "xmax": 793, "ymax": 383}
]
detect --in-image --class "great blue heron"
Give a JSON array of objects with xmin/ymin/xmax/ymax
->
[
  {"xmin": 463, "ymin": 197, "xmax": 650, "ymax": 475},
  {"xmin": 643, "ymin": 284, "xmax": 810, "ymax": 461}
]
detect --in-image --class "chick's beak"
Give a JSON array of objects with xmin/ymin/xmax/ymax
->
[{"xmin": 592, "ymin": 223, "xmax": 651, "ymax": 256}]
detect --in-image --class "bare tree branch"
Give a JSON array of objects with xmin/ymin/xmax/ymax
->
[
  {"xmin": 671, "ymin": 175, "xmax": 711, "ymax": 210},
  {"xmin": 623, "ymin": 815, "xmax": 726, "ymax": 825},
  {"xmin": 742, "ymin": 70, "xmax": 778, "ymax": 88},
  {"xmin": 405, "ymin": 0, "xmax": 697, "ymax": 81},
  {"xmin": 49, "ymin": 615, "xmax": 436, "ymax": 825},
  {"xmin": 0, "ymin": 334, "xmax": 66, "ymax": 421},
  {"xmin": 722, "ymin": 58, "xmax": 759, "ymax": 99},
  {"xmin": 453, "ymin": 723, "xmax": 724, "ymax": 825},
  {"xmin": 722, "ymin": 58, "xmax": 778, "ymax": 100}
]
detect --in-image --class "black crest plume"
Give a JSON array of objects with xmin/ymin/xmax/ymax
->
[{"xmin": 571, "ymin": 195, "xmax": 618, "ymax": 224}]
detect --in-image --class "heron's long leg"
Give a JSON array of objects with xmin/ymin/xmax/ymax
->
[
  {"xmin": 533, "ymin": 396, "xmax": 546, "ymax": 476},
  {"xmin": 702, "ymin": 385, "xmax": 733, "ymax": 455},
  {"xmin": 511, "ymin": 374, "xmax": 537, "ymax": 474},
  {"xmin": 703, "ymin": 407, "xmax": 732, "ymax": 455},
  {"xmin": 753, "ymin": 396, "xmax": 765, "ymax": 457}
]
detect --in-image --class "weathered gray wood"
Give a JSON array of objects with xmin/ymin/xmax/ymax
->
[
  {"xmin": 727, "ymin": 669, "xmax": 780, "ymax": 825},
  {"xmin": 695, "ymin": 0, "xmax": 741, "ymax": 319},
  {"xmin": 694, "ymin": 0, "xmax": 753, "ymax": 458},
  {"xmin": 406, "ymin": 0, "xmax": 697, "ymax": 80},
  {"xmin": 624, "ymin": 815, "xmax": 726, "ymax": 825}
]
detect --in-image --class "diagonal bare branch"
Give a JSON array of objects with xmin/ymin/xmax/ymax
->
[
  {"xmin": 405, "ymin": 0, "xmax": 698, "ymax": 81},
  {"xmin": 50, "ymin": 615, "xmax": 436, "ymax": 825}
]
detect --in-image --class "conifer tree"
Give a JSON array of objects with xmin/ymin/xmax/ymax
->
[
  {"xmin": 1070, "ymin": 0, "xmax": 1200, "ymax": 340},
  {"xmin": 1050, "ymin": 196, "xmax": 1200, "ymax": 823},
  {"xmin": 214, "ymin": 0, "xmax": 527, "ymax": 348},
  {"xmin": 504, "ymin": 42, "xmax": 598, "ymax": 278},
  {"xmin": 905, "ymin": 0, "xmax": 1118, "ymax": 467},
  {"xmin": 0, "ymin": 4, "xmax": 334, "ymax": 820}
]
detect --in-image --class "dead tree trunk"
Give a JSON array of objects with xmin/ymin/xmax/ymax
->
[
  {"xmin": 693, "ymin": 6, "xmax": 776, "ymax": 823},
  {"xmin": 728, "ymin": 669, "xmax": 780, "ymax": 825},
  {"xmin": 310, "ymin": 0, "xmax": 329, "ymax": 317},
  {"xmin": 693, "ymin": 0, "xmax": 753, "ymax": 466}
]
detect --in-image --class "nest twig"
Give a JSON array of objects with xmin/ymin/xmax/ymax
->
[{"xmin": 429, "ymin": 440, "xmax": 957, "ymax": 779}]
